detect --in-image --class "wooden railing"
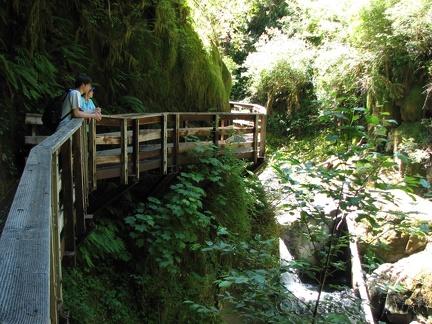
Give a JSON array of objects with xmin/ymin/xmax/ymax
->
[
  {"xmin": 91, "ymin": 112, "xmax": 266, "ymax": 187},
  {"xmin": 0, "ymin": 108, "xmax": 266, "ymax": 323},
  {"xmin": 0, "ymin": 118, "xmax": 89, "ymax": 323}
]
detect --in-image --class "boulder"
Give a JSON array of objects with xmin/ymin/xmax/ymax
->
[
  {"xmin": 280, "ymin": 193, "xmax": 339, "ymax": 267},
  {"xmin": 367, "ymin": 243, "xmax": 432, "ymax": 324},
  {"xmin": 357, "ymin": 189, "xmax": 432, "ymax": 263},
  {"xmin": 400, "ymin": 84, "xmax": 426, "ymax": 122}
]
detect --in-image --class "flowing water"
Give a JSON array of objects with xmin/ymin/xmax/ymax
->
[
  {"xmin": 279, "ymin": 238, "xmax": 323, "ymax": 302},
  {"xmin": 279, "ymin": 238, "xmax": 364, "ymax": 322},
  {"xmin": 258, "ymin": 168, "xmax": 365, "ymax": 322}
]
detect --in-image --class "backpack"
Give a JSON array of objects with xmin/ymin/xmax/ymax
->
[{"xmin": 42, "ymin": 90, "xmax": 71, "ymax": 132}]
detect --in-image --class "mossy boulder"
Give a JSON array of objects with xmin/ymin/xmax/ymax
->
[
  {"xmin": 367, "ymin": 244, "xmax": 432, "ymax": 323},
  {"xmin": 400, "ymin": 84, "xmax": 426, "ymax": 122},
  {"xmin": 392, "ymin": 122, "xmax": 431, "ymax": 187},
  {"xmin": 357, "ymin": 190, "xmax": 432, "ymax": 263}
]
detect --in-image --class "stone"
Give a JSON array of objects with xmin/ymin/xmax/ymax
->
[
  {"xmin": 357, "ymin": 189, "xmax": 432, "ymax": 263},
  {"xmin": 367, "ymin": 244, "xmax": 432, "ymax": 323}
]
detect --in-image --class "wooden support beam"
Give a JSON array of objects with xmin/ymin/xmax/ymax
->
[
  {"xmin": 161, "ymin": 114, "xmax": 168, "ymax": 174},
  {"xmin": 73, "ymin": 129, "xmax": 86, "ymax": 238},
  {"xmin": 50, "ymin": 151, "xmax": 62, "ymax": 323},
  {"xmin": 174, "ymin": 114, "xmax": 180, "ymax": 172},
  {"xmin": 120, "ymin": 119, "xmax": 128, "ymax": 185},
  {"xmin": 259, "ymin": 114, "xmax": 267, "ymax": 158},
  {"xmin": 253, "ymin": 114, "xmax": 259, "ymax": 164},
  {"xmin": 89, "ymin": 119, "xmax": 97, "ymax": 190},
  {"xmin": 213, "ymin": 114, "xmax": 219, "ymax": 149},
  {"xmin": 61, "ymin": 138, "xmax": 76, "ymax": 267},
  {"xmin": 347, "ymin": 214, "xmax": 375, "ymax": 324},
  {"xmin": 133, "ymin": 119, "xmax": 140, "ymax": 180}
]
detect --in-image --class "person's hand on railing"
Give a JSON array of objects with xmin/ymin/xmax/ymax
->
[
  {"xmin": 92, "ymin": 110, "xmax": 102, "ymax": 121},
  {"xmin": 75, "ymin": 108, "xmax": 102, "ymax": 121}
]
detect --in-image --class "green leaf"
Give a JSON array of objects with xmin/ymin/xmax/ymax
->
[
  {"xmin": 366, "ymin": 115, "xmax": 380, "ymax": 125},
  {"xmin": 218, "ymin": 281, "xmax": 232, "ymax": 288},
  {"xmin": 397, "ymin": 153, "xmax": 409, "ymax": 164},
  {"xmin": 326, "ymin": 134, "xmax": 339, "ymax": 141},
  {"xmin": 420, "ymin": 178, "xmax": 431, "ymax": 189}
]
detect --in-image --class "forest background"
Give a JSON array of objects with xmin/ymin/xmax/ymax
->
[{"xmin": 1, "ymin": 0, "xmax": 432, "ymax": 322}]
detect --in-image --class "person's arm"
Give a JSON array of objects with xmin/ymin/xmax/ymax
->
[{"xmin": 72, "ymin": 107, "xmax": 102, "ymax": 121}]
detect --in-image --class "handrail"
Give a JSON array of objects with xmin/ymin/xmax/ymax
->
[
  {"xmin": 230, "ymin": 101, "xmax": 267, "ymax": 114},
  {"xmin": 0, "ymin": 118, "xmax": 87, "ymax": 323},
  {"xmin": 92, "ymin": 112, "xmax": 266, "ymax": 187},
  {"xmin": 0, "ymin": 111, "xmax": 266, "ymax": 323}
]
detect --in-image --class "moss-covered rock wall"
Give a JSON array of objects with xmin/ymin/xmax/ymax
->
[{"xmin": 0, "ymin": 0, "xmax": 232, "ymax": 198}]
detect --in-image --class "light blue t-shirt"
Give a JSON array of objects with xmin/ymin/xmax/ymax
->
[
  {"xmin": 80, "ymin": 97, "xmax": 96, "ymax": 111},
  {"xmin": 57, "ymin": 89, "xmax": 81, "ymax": 130}
]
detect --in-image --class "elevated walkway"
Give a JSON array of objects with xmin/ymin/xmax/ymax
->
[{"xmin": 0, "ymin": 106, "xmax": 266, "ymax": 323}]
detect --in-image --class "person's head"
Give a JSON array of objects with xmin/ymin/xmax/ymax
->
[
  {"xmin": 75, "ymin": 75, "xmax": 92, "ymax": 93},
  {"xmin": 85, "ymin": 86, "xmax": 95, "ymax": 99}
]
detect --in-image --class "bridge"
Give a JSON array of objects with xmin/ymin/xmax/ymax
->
[{"xmin": 0, "ymin": 104, "xmax": 266, "ymax": 323}]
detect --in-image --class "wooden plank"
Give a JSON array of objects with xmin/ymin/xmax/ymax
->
[
  {"xmin": 98, "ymin": 114, "xmax": 164, "ymax": 126},
  {"xmin": 61, "ymin": 138, "xmax": 76, "ymax": 267},
  {"xmin": 120, "ymin": 119, "xmax": 128, "ymax": 185},
  {"xmin": 229, "ymin": 101, "xmax": 267, "ymax": 114},
  {"xmin": 25, "ymin": 135, "xmax": 49, "ymax": 145},
  {"xmin": 94, "ymin": 126, "xmax": 255, "ymax": 146},
  {"xmin": 162, "ymin": 114, "xmax": 168, "ymax": 174},
  {"xmin": 346, "ymin": 214, "xmax": 375, "ymax": 324},
  {"xmin": 132, "ymin": 119, "xmax": 140, "ymax": 180},
  {"xmin": 179, "ymin": 114, "xmax": 215, "ymax": 122},
  {"xmin": 253, "ymin": 114, "xmax": 259, "ymax": 164},
  {"xmin": 95, "ymin": 129, "xmax": 161, "ymax": 145},
  {"xmin": 174, "ymin": 115, "xmax": 180, "ymax": 172},
  {"xmin": 213, "ymin": 114, "xmax": 219, "ymax": 147},
  {"xmin": 89, "ymin": 119, "xmax": 97, "ymax": 190},
  {"xmin": 50, "ymin": 151, "xmax": 62, "ymax": 323},
  {"xmin": 96, "ymin": 117, "xmax": 124, "ymax": 127},
  {"xmin": 73, "ymin": 129, "xmax": 86, "ymax": 238},
  {"xmin": 259, "ymin": 114, "xmax": 266, "ymax": 158},
  {"xmin": 94, "ymin": 138, "xmax": 254, "ymax": 167},
  {"xmin": 0, "ymin": 149, "xmax": 52, "ymax": 323},
  {"xmin": 25, "ymin": 114, "xmax": 43, "ymax": 125},
  {"xmin": 135, "ymin": 115, "xmax": 164, "ymax": 125},
  {"xmin": 82, "ymin": 126, "xmax": 89, "ymax": 206}
]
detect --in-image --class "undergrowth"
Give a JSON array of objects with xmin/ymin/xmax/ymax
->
[{"xmin": 62, "ymin": 142, "xmax": 278, "ymax": 323}]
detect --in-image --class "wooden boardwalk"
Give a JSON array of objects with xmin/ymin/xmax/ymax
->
[{"xmin": 0, "ymin": 106, "xmax": 266, "ymax": 323}]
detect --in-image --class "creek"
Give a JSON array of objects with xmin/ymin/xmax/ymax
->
[
  {"xmin": 259, "ymin": 167, "xmax": 365, "ymax": 322},
  {"xmin": 278, "ymin": 238, "xmax": 365, "ymax": 322}
]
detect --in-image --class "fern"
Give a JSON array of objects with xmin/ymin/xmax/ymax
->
[
  {"xmin": 77, "ymin": 219, "xmax": 131, "ymax": 269},
  {"xmin": 117, "ymin": 95, "xmax": 146, "ymax": 113}
]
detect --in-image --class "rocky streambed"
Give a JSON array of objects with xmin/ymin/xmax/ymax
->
[{"xmin": 259, "ymin": 165, "xmax": 432, "ymax": 324}]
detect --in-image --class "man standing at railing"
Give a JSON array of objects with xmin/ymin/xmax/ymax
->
[{"xmin": 56, "ymin": 75, "xmax": 102, "ymax": 131}]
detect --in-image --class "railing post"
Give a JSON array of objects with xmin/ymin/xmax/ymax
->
[
  {"xmin": 120, "ymin": 119, "xmax": 128, "ymax": 185},
  {"xmin": 213, "ymin": 114, "xmax": 219, "ymax": 151},
  {"xmin": 161, "ymin": 113, "xmax": 168, "ymax": 174},
  {"xmin": 61, "ymin": 138, "xmax": 76, "ymax": 267},
  {"xmin": 174, "ymin": 114, "xmax": 180, "ymax": 172},
  {"xmin": 73, "ymin": 126, "xmax": 86, "ymax": 238},
  {"xmin": 89, "ymin": 119, "xmax": 97, "ymax": 190},
  {"xmin": 259, "ymin": 114, "xmax": 266, "ymax": 158},
  {"xmin": 50, "ymin": 151, "xmax": 62, "ymax": 323},
  {"xmin": 133, "ymin": 119, "xmax": 140, "ymax": 180},
  {"xmin": 253, "ymin": 114, "xmax": 259, "ymax": 164}
]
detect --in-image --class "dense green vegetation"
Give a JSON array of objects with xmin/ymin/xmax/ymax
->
[
  {"xmin": 0, "ymin": 0, "xmax": 231, "ymax": 198},
  {"xmin": 63, "ymin": 146, "xmax": 279, "ymax": 323},
  {"xmin": 192, "ymin": 0, "xmax": 432, "ymax": 155}
]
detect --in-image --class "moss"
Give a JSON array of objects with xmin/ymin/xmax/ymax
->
[{"xmin": 400, "ymin": 84, "xmax": 426, "ymax": 122}]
